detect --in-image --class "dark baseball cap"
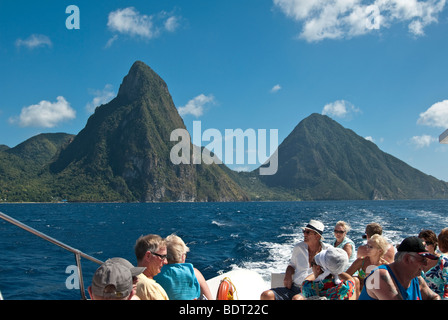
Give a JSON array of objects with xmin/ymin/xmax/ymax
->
[{"xmin": 397, "ymin": 236, "xmax": 438, "ymax": 260}]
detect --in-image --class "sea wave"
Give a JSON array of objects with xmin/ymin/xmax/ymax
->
[{"xmin": 1, "ymin": 200, "xmax": 448, "ymax": 299}]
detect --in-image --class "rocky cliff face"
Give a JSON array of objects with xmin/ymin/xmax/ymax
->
[
  {"xmin": 49, "ymin": 61, "xmax": 248, "ymax": 202},
  {"xmin": 2, "ymin": 62, "xmax": 447, "ymax": 202},
  {"xmin": 257, "ymin": 113, "xmax": 448, "ymax": 200}
]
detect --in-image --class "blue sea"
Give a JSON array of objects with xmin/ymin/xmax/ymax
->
[{"xmin": 1, "ymin": 200, "xmax": 448, "ymax": 300}]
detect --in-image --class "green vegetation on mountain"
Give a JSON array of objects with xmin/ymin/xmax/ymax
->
[
  {"xmin": 257, "ymin": 113, "xmax": 448, "ymax": 200},
  {"xmin": 0, "ymin": 133, "xmax": 74, "ymax": 201},
  {"xmin": 47, "ymin": 61, "xmax": 248, "ymax": 202},
  {"xmin": 1, "ymin": 61, "xmax": 447, "ymax": 202}
]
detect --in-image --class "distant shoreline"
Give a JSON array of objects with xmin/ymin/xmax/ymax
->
[{"xmin": 1, "ymin": 199, "xmax": 448, "ymax": 205}]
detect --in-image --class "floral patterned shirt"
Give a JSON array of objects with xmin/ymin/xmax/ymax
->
[
  {"xmin": 421, "ymin": 255, "xmax": 448, "ymax": 299},
  {"xmin": 301, "ymin": 278, "xmax": 355, "ymax": 300}
]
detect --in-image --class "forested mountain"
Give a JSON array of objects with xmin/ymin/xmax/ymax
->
[{"xmin": 1, "ymin": 62, "xmax": 447, "ymax": 202}]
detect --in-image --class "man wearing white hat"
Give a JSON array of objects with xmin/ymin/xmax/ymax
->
[{"xmin": 261, "ymin": 219, "xmax": 331, "ymax": 300}]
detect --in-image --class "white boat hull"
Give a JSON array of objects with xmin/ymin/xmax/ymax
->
[{"xmin": 206, "ymin": 269, "xmax": 270, "ymax": 300}]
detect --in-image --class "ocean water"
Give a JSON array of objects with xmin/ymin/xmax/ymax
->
[{"xmin": 0, "ymin": 200, "xmax": 447, "ymax": 300}]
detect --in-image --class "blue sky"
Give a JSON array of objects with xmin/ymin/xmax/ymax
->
[{"xmin": 1, "ymin": 0, "xmax": 448, "ymax": 180}]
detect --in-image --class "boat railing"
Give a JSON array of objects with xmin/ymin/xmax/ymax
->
[
  {"xmin": 0, "ymin": 211, "xmax": 103, "ymax": 300},
  {"xmin": 440, "ymin": 129, "xmax": 448, "ymax": 144}
]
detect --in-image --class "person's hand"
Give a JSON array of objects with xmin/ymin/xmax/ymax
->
[{"xmin": 283, "ymin": 275, "xmax": 293, "ymax": 289}]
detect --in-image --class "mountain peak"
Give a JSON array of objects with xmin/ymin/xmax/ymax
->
[
  {"xmin": 299, "ymin": 113, "xmax": 336, "ymax": 127},
  {"xmin": 117, "ymin": 61, "xmax": 169, "ymax": 101},
  {"xmin": 259, "ymin": 112, "xmax": 448, "ymax": 200},
  {"xmin": 46, "ymin": 61, "xmax": 247, "ymax": 202}
]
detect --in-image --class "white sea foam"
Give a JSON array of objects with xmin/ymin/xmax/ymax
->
[
  {"xmin": 235, "ymin": 232, "xmax": 303, "ymax": 283},
  {"xmin": 211, "ymin": 220, "xmax": 228, "ymax": 227}
]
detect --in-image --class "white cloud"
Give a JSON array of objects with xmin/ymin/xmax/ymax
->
[
  {"xmin": 106, "ymin": 7, "xmax": 181, "ymax": 46},
  {"xmin": 273, "ymin": 0, "xmax": 446, "ymax": 42},
  {"xmin": 417, "ymin": 100, "xmax": 448, "ymax": 128},
  {"xmin": 164, "ymin": 16, "xmax": 180, "ymax": 32},
  {"xmin": 270, "ymin": 84, "xmax": 282, "ymax": 93},
  {"xmin": 365, "ymin": 136, "xmax": 384, "ymax": 144},
  {"xmin": 178, "ymin": 94, "xmax": 215, "ymax": 118},
  {"xmin": 10, "ymin": 96, "xmax": 76, "ymax": 128},
  {"xmin": 409, "ymin": 20, "xmax": 425, "ymax": 36},
  {"xmin": 105, "ymin": 35, "xmax": 119, "ymax": 48},
  {"xmin": 410, "ymin": 134, "xmax": 437, "ymax": 148},
  {"xmin": 322, "ymin": 100, "xmax": 360, "ymax": 118},
  {"xmin": 86, "ymin": 84, "xmax": 116, "ymax": 113},
  {"xmin": 15, "ymin": 34, "xmax": 52, "ymax": 49},
  {"xmin": 107, "ymin": 7, "xmax": 157, "ymax": 39}
]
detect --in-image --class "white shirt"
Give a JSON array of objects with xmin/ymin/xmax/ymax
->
[{"xmin": 289, "ymin": 241, "xmax": 331, "ymax": 286}]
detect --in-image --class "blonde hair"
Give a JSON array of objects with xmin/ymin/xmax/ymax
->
[
  {"xmin": 166, "ymin": 234, "xmax": 190, "ymax": 264},
  {"xmin": 369, "ymin": 234, "xmax": 388, "ymax": 262},
  {"xmin": 335, "ymin": 221, "xmax": 351, "ymax": 233}
]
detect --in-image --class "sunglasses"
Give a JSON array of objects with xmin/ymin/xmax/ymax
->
[
  {"xmin": 150, "ymin": 251, "xmax": 168, "ymax": 260},
  {"xmin": 333, "ymin": 230, "xmax": 345, "ymax": 234}
]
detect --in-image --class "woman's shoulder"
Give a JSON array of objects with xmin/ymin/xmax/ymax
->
[{"xmin": 352, "ymin": 256, "xmax": 365, "ymax": 264}]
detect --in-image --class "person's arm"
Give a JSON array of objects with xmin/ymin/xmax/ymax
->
[
  {"xmin": 343, "ymin": 242, "xmax": 353, "ymax": 260},
  {"xmin": 442, "ymin": 259, "xmax": 448, "ymax": 299},
  {"xmin": 418, "ymin": 276, "xmax": 441, "ymax": 300},
  {"xmin": 284, "ymin": 265, "xmax": 295, "ymax": 289},
  {"xmin": 339, "ymin": 272, "xmax": 355, "ymax": 283},
  {"xmin": 366, "ymin": 268, "xmax": 401, "ymax": 300},
  {"xmin": 345, "ymin": 257, "xmax": 362, "ymax": 276},
  {"xmin": 194, "ymin": 268, "xmax": 214, "ymax": 300}
]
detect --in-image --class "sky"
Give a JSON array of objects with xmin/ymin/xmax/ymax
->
[{"xmin": 1, "ymin": 0, "xmax": 448, "ymax": 181}]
